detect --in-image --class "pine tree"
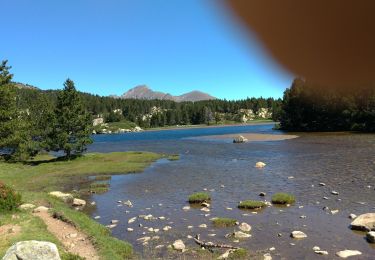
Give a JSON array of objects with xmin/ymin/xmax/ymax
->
[{"xmin": 51, "ymin": 79, "xmax": 92, "ymax": 158}]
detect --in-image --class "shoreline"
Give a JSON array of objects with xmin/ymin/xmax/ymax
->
[{"xmin": 196, "ymin": 132, "xmax": 299, "ymax": 142}]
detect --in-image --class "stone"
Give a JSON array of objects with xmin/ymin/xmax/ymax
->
[
  {"xmin": 172, "ymin": 240, "xmax": 185, "ymax": 251},
  {"xmin": 155, "ymin": 245, "xmax": 164, "ymax": 249},
  {"xmin": 319, "ymin": 183, "xmax": 326, "ymax": 186},
  {"xmin": 106, "ymin": 224, "xmax": 116, "ymax": 229},
  {"xmin": 2, "ymin": 240, "xmax": 61, "ymax": 260},
  {"xmin": 315, "ymin": 250, "xmax": 329, "ymax": 255},
  {"xmin": 201, "ymin": 202, "xmax": 210, "ymax": 207},
  {"xmin": 350, "ymin": 213, "xmax": 375, "ymax": 231},
  {"xmin": 163, "ymin": 226, "xmax": 172, "ymax": 231},
  {"xmin": 127, "ymin": 228, "xmax": 134, "ymax": 232},
  {"xmin": 259, "ymin": 192, "xmax": 266, "ymax": 196},
  {"xmin": 331, "ymin": 191, "xmax": 339, "ymax": 195},
  {"xmin": 255, "ymin": 162, "xmax": 266, "ymax": 168},
  {"xmin": 111, "ymin": 220, "xmax": 119, "ymax": 224},
  {"xmin": 238, "ymin": 222, "xmax": 251, "ymax": 232},
  {"xmin": 123, "ymin": 200, "xmax": 133, "ymax": 207},
  {"xmin": 72, "ymin": 198, "xmax": 86, "ymax": 207},
  {"xmin": 32, "ymin": 206, "xmax": 49, "ymax": 213},
  {"xmin": 94, "ymin": 216, "xmax": 101, "ymax": 219},
  {"xmin": 158, "ymin": 216, "xmax": 166, "ymax": 220},
  {"xmin": 233, "ymin": 135, "xmax": 248, "ymax": 143},
  {"xmin": 49, "ymin": 191, "xmax": 73, "ymax": 203},
  {"xmin": 263, "ymin": 253, "xmax": 272, "ymax": 260},
  {"xmin": 290, "ymin": 231, "xmax": 307, "ymax": 239},
  {"xmin": 201, "ymin": 207, "xmax": 210, "ymax": 212},
  {"xmin": 349, "ymin": 214, "xmax": 357, "ymax": 219},
  {"xmin": 137, "ymin": 237, "xmax": 151, "ymax": 243},
  {"xmin": 233, "ymin": 231, "xmax": 252, "ymax": 239},
  {"xmin": 366, "ymin": 231, "xmax": 375, "ymax": 243},
  {"xmin": 128, "ymin": 217, "xmax": 137, "ymax": 224},
  {"xmin": 182, "ymin": 206, "xmax": 190, "ymax": 211},
  {"xmin": 18, "ymin": 203, "xmax": 36, "ymax": 210},
  {"xmin": 199, "ymin": 224, "xmax": 207, "ymax": 228},
  {"xmin": 336, "ymin": 250, "xmax": 362, "ymax": 258},
  {"xmin": 313, "ymin": 246, "xmax": 320, "ymax": 251},
  {"xmin": 331, "ymin": 209, "xmax": 339, "ymax": 215},
  {"xmin": 217, "ymin": 249, "xmax": 232, "ymax": 259}
]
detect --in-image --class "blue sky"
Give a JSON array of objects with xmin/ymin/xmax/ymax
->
[{"xmin": 2, "ymin": 0, "xmax": 293, "ymax": 100}]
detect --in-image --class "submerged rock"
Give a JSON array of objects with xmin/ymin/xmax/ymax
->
[
  {"xmin": 255, "ymin": 162, "xmax": 266, "ymax": 168},
  {"xmin": 290, "ymin": 231, "xmax": 307, "ymax": 239},
  {"xmin": 233, "ymin": 135, "xmax": 248, "ymax": 143},
  {"xmin": 3, "ymin": 241, "xmax": 61, "ymax": 260},
  {"xmin": 350, "ymin": 213, "xmax": 375, "ymax": 231},
  {"xmin": 336, "ymin": 250, "xmax": 362, "ymax": 258},
  {"xmin": 233, "ymin": 231, "xmax": 252, "ymax": 239},
  {"xmin": 238, "ymin": 222, "xmax": 251, "ymax": 232}
]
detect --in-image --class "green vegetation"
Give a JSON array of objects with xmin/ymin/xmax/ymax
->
[
  {"xmin": 271, "ymin": 193, "xmax": 296, "ymax": 205},
  {"xmin": 238, "ymin": 200, "xmax": 266, "ymax": 209},
  {"xmin": 0, "ymin": 151, "xmax": 168, "ymax": 259},
  {"xmin": 0, "ymin": 182, "xmax": 22, "ymax": 212},
  {"xmin": 212, "ymin": 217, "xmax": 237, "ymax": 227},
  {"xmin": 167, "ymin": 154, "xmax": 180, "ymax": 161},
  {"xmin": 228, "ymin": 248, "xmax": 248, "ymax": 260},
  {"xmin": 280, "ymin": 77, "xmax": 375, "ymax": 131},
  {"xmin": 188, "ymin": 192, "xmax": 211, "ymax": 203}
]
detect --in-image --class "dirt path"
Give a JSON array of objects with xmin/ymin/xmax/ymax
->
[{"xmin": 34, "ymin": 211, "xmax": 99, "ymax": 260}]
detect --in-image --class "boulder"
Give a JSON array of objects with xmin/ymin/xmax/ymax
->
[
  {"xmin": 72, "ymin": 198, "xmax": 86, "ymax": 207},
  {"xmin": 350, "ymin": 213, "xmax": 375, "ymax": 231},
  {"xmin": 233, "ymin": 231, "xmax": 252, "ymax": 239},
  {"xmin": 172, "ymin": 240, "xmax": 185, "ymax": 251},
  {"xmin": 18, "ymin": 203, "xmax": 36, "ymax": 210},
  {"xmin": 32, "ymin": 206, "xmax": 49, "ymax": 213},
  {"xmin": 255, "ymin": 162, "xmax": 266, "ymax": 168},
  {"xmin": 49, "ymin": 191, "xmax": 73, "ymax": 203},
  {"xmin": 233, "ymin": 135, "xmax": 248, "ymax": 143},
  {"xmin": 366, "ymin": 231, "xmax": 375, "ymax": 243},
  {"xmin": 290, "ymin": 231, "xmax": 307, "ymax": 239},
  {"xmin": 335, "ymin": 250, "xmax": 362, "ymax": 258},
  {"xmin": 2, "ymin": 240, "xmax": 61, "ymax": 260},
  {"xmin": 238, "ymin": 222, "xmax": 251, "ymax": 232}
]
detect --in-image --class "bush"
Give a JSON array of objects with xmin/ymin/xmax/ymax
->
[
  {"xmin": 0, "ymin": 181, "xmax": 22, "ymax": 212},
  {"xmin": 188, "ymin": 192, "xmax": 211, "ymax": 203},
  {"xmin": 271, "ymin": 193, "xmax": 295, "ymax": 204},
  {"xmin": 212, "ymin": 217, "xmax": 237, "ymax": 227},
  {"xmin": 238, "ymin": 200, "xmax": 266, "ymax": 209}
]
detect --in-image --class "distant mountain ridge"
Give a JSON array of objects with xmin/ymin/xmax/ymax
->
[{"xmin": 116, "ymin": 85, "xmax": 216, "ymax": 102}]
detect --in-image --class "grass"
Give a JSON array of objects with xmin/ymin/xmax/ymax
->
[
  {"xmin": 271, "ymin": 193, "xmax": 296, "ymax": 204},
  {"xmin": 0, "ymin": 151, "xmax": 171, "ymax": 259},
  {"xmin": 94, "ymin": 175, "xmax": 112, "ymax": 181},
  {"xmin": 188, "ymin": 192, "xmax": 211, "ymax": 203},
  {"xmin": 238, "ymin": 200, "xmax": 266, "ymax": 209},
  {"xmin": 228, "ymin": 248, "xmax": 248, "ymax": 260},
  {"xmin": 212, "ymin": 217, "xmax": 237, "ymax": 227}
]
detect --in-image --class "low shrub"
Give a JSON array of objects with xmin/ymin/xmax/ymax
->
[
  {"xmin": 0, "ymin": 181, "xmax": 22, "ymax": 212},
  {"xmin": 238, "ymin": 200, "xmax": 266, "ymax": 209},
  {"xmin": 212, "ymin": 217, "xmax": 237, "ymax": 227},
  {"xmin": 271, "ymin": 193, "xmax": 295, "ymax": 204},
  {"xmin": 188, "ymin": 192, "xmax": 211, "ymax": 203}
]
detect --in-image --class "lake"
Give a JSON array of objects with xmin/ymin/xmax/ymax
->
[{"xmin": 87, "ymin": 123, "xmax": 375, "ymax": 259}]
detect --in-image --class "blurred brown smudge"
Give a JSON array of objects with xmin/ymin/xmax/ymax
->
[{"xmin": 225, "ymin": 0, "xmax": 375, "ymax": 89}]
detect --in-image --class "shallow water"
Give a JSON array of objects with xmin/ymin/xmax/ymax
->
[{"xmin": 87, "ymin": 124, "xmax": 375, "ymax": 259}]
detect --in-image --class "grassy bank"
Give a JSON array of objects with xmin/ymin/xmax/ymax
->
[{"xmin": 0, "ymin": 151, "xmax": 175, "ymax": 259}]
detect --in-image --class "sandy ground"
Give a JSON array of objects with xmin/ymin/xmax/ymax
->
[
  {"xmin": 198, "ymin": 133, "xmax": 299, "ymax": 142},
  {"xmin": 34, "ymin": 211, "xmax": 99, "ymax": 259}
]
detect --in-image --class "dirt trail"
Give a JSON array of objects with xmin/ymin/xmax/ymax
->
[{"xmin": 34, "ymin": 211, "xmax": 99, "ymax": 260}]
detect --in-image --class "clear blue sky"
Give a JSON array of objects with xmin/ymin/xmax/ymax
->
[{"xmin": 3, "ymin": 0, "xmax": 293, "ymax": 100}]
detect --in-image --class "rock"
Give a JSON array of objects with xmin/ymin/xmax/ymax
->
[
  {"xmin": 263, "ymin": 253, "xmax": 272, "ymax": 260},
  {"xmin": 72, "ymin": 198, "xmax": 86, "ymax": 207},
  {"xmin": 336, "ymin": 250, "xmax": 362, "ymax": 258},
  {"xmin": 158, "ymin": 216, "xmax": 166, "ymax": 220},
  {"xmin": 349, "ymin": 214, "xmax": 357, "ymax": 219},
  {"xmin": 32, "ymin": 206, "xmax": 49, "ymax": 213},
  {"xmin": 290, "ymin": 231, "xmax": 307, "ymax": 239},
  {"xmin": 331, "ymin": 191, "xmax": 339, "ymax": 195},
  {"xmin": 218, "ymin": 249, "xmax": 232, "ymax": 259},
  {"xmin": 172, "ymin": 240, "xmax": 185, "ymax": 251},
  {"xmin": 201, "ymin": 207, "xmax": 210, "ymax": 212},
  {"xmin": 259, "ymin": 192, "xmax": 266, "ymax": 196},
  {"xmin": 128, "ymin": 217, "xmax": 137, "ymax": 224},
  {"xmin": 233, "ymin": 135, "xmax": 248, "ymax": 143},
  {"xmin": 18, "ymin": 203, "xmax": 36, "ymax": 210},
  {"xmin": 255, "ymin": 162, "xmax": 266, "ymax": 168},
  {"xmin": 123, "ymin": 200, "xmax": 133, "ymax": 207},
  {"xmin": 269, "ymin": 247, "xmax": 275, "ymax": 251},
  {"xmin": 300, "ymin": 215, "xmax": 307, "ymax": 219},
  {"xmin": 2, "ymin": 240, "xmax": 61, "ymax": 260},
  {"xmin": 201, "ymin": 202, "xmax": 210, "ymax": 207},
  {"xmin": 313, "ymin": 246, "xmax": 320, "ymax": 251},
  {"xmin": 155, "ymin": 244, "xmax": 164, "ymax": 249},
  {"xmin": 49, "ymin": 191, "xmax": 73, "ymax": 203},
  {"xmin": 106, "ymin": 224, "xmax": 117, "ymax": 229},
  {"xmin": 163, "ymin": 226, "xmax": 172, "ymax": 231},
  {"xmin": 182, "ymin": 206, "xmax": 190, "ymax": 211},
  {"xmin": 111, "ymin": 220, "xmax": 119, "ymax": 224},
  {"xmin": 137, "ymin": 237, "xmax": 151, "ymax": 243},
  {"xmin": 238, "ymin": 222, "xmax": 251, "ymax": 232},
  {"xmin": 366, "ymin": 231, "xmax": 375, "ymax": 243},
  {"xmin": 331, "ymin": 209, "xmax": 339, "ymax": 215},
  {"xmin": 127, "ymin": 228, "xmax": 134, "ymax": 232},
  {"xmin": 199, "ymin": 224, "xmax": 207, "ymax": 228},
  {"xmin": 319, "ymin": 183, "xmax": 326, "ymax": 186},
  {"xmin": 315, "ymin": 250, "xmax": 329, "ymax": 255},
  {"xmin": 350, "ymin": 213, "xmax": 375, "ymax": 231},
  {"xmin": 233, "ymin": 231, "xmax": 252, "ymax": 239}
]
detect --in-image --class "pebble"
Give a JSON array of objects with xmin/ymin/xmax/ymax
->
[
  {"xmin": 127, "ymin": 228, "xmax": 134, "ymax": 232},
  {"xmin": 349, "ymin": 214, "xmax": 357, "ymax": 219},
  {"xmin": 291, "ymin": 231, "xmax": 307, "ymax": 239},
  {"xmin": 300, "ymin": 215, "xmax": 307, "ymax": 219},
  {"xmin": 366, "ymin": 231, "xmax": 375, "ymax": 243},
  {"xmin": 199, "ymin": 224, "xmax": 207, "ymax": 228},
  {"xmin": 111, "ymin": 220, "xmax": 119, "ymax": 224},
  {"xmin": 128, "ymin": 217, "xmax": 137, "ymax": 224},
  {"xmin": 94, "ymin": 216, "xmax": 101, "ymax": 219},
  {"xmin": 259, "ymin": 192, "xmax": 266, "ymax": 196},
  {"xmin": 263, "ymin": 253, "xmax": 272, "ymax": 260},
  {"xmin": 331, "ymin": 209, "xmax": 339, "ymax": 215},
  {"xmin": 182, "ymin": 206, "xmax": 190, "ymax": 211},
  {"xmin": 331, "ymin": 191, "xmax": 339, "ymax": 195},
  {"xmin": 336, "ymin": 250, "xmax": 362, "ymax": 258},
  {"xmin": 201, "ymin": 207, "xmax": 210, "ymax": 212},
  {"xmin": 158, "ymin": 216, "xmax": 166, "ymax": 220},
  {"xmin": 319, "ymin": 183, "xmax": 326, "ymax": 186},
  {"xmin": 163, "ymin": 226, "xmax": 172, "ymax": 231}
]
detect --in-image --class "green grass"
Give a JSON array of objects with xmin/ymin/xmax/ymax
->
[
  {"xmin": 167, "ymin": 154, "xmax": 180, "ymax": 161},
  {"xmin": 228, "ymin": 248, "xmax": 248, "ymax": 260},
  {"xmin": 271, "ymin": 193, "xmax": 296, "ymax": 204},
  {"xmin": 238, "ymin": 200, "xmax": 266, "ymax": 209},
  {"xmin": 94, "ymin": 175, "xmax": 112, "ymax": 181},
  {"xmin": 0, "ymin": 151, "xmax": 171, "ymax": 259},
  {"xmin": 188, "ymin": 192, "xmax": 211, "ymax": 203},
  {"xmin": 212, "ymin": 217, "xmax": 237, "ymax": 227}
]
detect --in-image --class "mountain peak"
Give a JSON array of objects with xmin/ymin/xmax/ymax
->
[{"xmin": 120, "ymin": 86, "xmax": 216, "ymax": 102}]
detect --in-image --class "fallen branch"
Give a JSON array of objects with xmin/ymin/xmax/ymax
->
[{"xmin": 194, "ymin": 234, "xmax": 240, "ymax": 250}]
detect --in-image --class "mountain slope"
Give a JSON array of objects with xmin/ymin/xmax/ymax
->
[{"xmin": 119, "ymin": 85, "xmax": 216, "ymax": 102}]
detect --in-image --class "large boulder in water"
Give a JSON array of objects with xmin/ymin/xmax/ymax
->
[
  {"xmin": 350, "ymin": 213, "xmax": 375, "ymax": 231},
  {"xmin": 2, "ymin": 240, "xmax": 61, "ymax": 260}
]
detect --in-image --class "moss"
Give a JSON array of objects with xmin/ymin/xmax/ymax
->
[
  {"xmin": 212, "ymin": 217, "xmax": 237, "ymax": 227},
  {"xmin": 238, "ymin": 200, "xmax": 266, "ymax": 209},
  {"xmin": 271, "ymin": 193, "xmax": 295, "ymax": 204},
  {"xmin": 188, "ymin": 192, "xmax": 211, "ymax": 203},
  {"xmin": 228, "ymin": 248, "xmax": 248, "ymax": 259}
]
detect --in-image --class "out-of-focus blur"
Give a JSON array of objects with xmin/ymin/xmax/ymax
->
[{"xmin": 226, "ymin": 0, "xmax": 375, "ymax": 88}]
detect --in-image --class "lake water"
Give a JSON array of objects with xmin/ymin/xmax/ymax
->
[{"xmin": 87, "ymin": 123, "xmax": 375, "ymax": 259}]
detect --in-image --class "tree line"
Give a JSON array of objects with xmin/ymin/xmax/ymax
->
[
  {"xmin": 279, "ymin": 78, "xmax": 375, "ymax": 131},
  {"xmin": 0, "ymin": 60, "xmax": 92, "ymax": 161}
]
